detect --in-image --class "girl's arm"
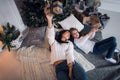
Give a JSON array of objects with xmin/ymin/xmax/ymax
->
[
  {"xmin": 87, "ymin": 27, "xmax": 98, "ymax": 40},
  {"xmin": 76, "ymin": 28, "xmax": 97, "ymax": 46}
]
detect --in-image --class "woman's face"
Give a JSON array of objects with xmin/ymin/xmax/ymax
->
[
  {"xmin": 62, "ymin": 31, "xmax": 70, "ymax": 40},
  {"xmin": 71, "ymin": 30, "xmax": 79, "ymax": 39}
]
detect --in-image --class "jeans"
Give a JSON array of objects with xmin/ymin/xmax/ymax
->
[
  {"xmin": 93, "ymin": 37, "xmax": 117, "ymax": 58},
  {"xmin": 55, "ymin": 60, "xmax": 88, "ymax": 80}
]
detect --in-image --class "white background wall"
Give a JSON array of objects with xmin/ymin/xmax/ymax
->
[
  {"xmin": 0, "ymin": 0, "xmax": 26, "ymax": 32},
  {"xmin": 100, "ymin": 0, "xmax": 120, "ymax": 13},
  {"xmin": 99, "ymin": 0, "xmax": 120, "ymax": 49}
]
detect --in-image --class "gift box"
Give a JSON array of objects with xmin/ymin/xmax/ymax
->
[{"xmin": 46, "ymin": 1, "xmax": 63, "ymax": 15}]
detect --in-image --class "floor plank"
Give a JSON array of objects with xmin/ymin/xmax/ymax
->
[{"xmin": 0, "ymin": 47, "xmax": 56, "ymax": 80}]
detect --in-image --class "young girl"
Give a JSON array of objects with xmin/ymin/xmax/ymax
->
[
  {"xmin": 70, "ymin": 27, "xmax": 117, "ymax": 64},
  {"xmin": 45, "ymin": 9, "xmax": 88, "ymax": 80}
]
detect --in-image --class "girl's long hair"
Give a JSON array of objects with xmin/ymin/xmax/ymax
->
[{"xmin": 69, "ymin": 28, "xmax": 87, "ymax": 42}]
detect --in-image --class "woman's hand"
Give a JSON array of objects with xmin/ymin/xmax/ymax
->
[
  {"xmin": 44, "ymin": 7, "xmax": 53, "ymax": 21},
  {"xmin": 44, "ymin": 7, "xmax": 53, "ymax": 28},
  {"xmin": 46, "ymin": 14, "xmax": 53, "ymax": 21},
  {"xmin": 68, "ymin": 62, "xmax": 73, "ymax": 80},
  {"xmin": 69, "ymin": 68, "xmax": 73, "ymax": 80}
]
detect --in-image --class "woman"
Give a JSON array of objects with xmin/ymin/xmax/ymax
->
[
  {"xmin": 70, "ymin": 27, "xmax": 117, "ymax": 64},
  {"xmin": 45, "ymin": 9, "xmax": 88, "ymax": 80}
]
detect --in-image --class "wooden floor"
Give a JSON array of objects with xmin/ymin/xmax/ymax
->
[
  {"xmin": 0, "ymin": 45, "xmax": 95, "ymax": 80},
  {"xmin": 18, "ymin": 46, "xmax": 56, "ymax": 80},
  {"xmin": 0, "ymin": 46, "xmax": 56, "ymax": 80}
]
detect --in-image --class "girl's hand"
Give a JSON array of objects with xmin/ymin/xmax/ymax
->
[{"xmin": 91, "ymin": 27, "xmax": 98, "ymax": 32}]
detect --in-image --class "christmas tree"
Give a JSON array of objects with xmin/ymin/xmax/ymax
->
[
  {"xmin": 21, "ymin": 0, "xmax": 75, "ymax": 28},
  {"xmin": 21, "ymin": 0, "xmax": 46, "ymax": 27}
]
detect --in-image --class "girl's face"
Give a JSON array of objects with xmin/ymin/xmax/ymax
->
[
  {"xmin": 62, "ymin": 31, "xmax": 70, "ymax": 40},
  {"xmin": 71, "ymin": 30, "xmax": 80, "ymax": 39}
]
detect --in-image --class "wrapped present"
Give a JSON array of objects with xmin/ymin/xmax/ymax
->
[{"xmin": 46, "ymin": 1, "xmax": 63, "ymax": 15}]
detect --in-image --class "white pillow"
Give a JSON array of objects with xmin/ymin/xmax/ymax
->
[
  {"xmin": 58, "ymin": 14, "xmax": 84, "ymax": 31},
  {"xmin": 74, "ymin": 50, "xmax": 95, "ymax": 72}
]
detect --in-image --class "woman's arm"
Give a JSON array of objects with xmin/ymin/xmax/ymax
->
[
  {"xmin": 44, "ymin": 7, "xmax": 53, "ymax": 28},
  {"xmin": 44, "ymin": 8, "xmax": 53, "ymax": 28},
  {"xmin": 45, "ymin": 8, "xmax": 55, "ymax": 45},
  {"xmin": 66, "ymin": 42, "xmax": 74, "ymax": 80},
  {"xmin": 46, "ymin": 14, "xmax": 53, "ymax": 28},
  {"xmin": 68, "ymin": 62, "xmax": 73, "ymax": 80}
]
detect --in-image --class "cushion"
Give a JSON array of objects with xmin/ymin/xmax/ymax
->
[
  {"xmin": 58, "ymin": 14, "xmax": 84, "ymax": 31},
  {"xmin": 74, "ymin": 50, "xmax": 95, "ymax": 72}
]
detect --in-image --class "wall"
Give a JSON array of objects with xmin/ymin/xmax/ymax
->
[
  {"xmin": 99, "ymin": 1, "xmax": 120, "ymax": 49},
  {"xmin": 0, "ymin": 0, "xmax": 26, "ymax": 32}
]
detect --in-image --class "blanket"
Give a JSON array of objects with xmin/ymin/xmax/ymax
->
[
  {"xmin": 74, "ymin": 29, "xmax": 120, "ymax": 80},
  {"xmin": 75, "ymin": 48, "xmax": 120, "ymax": 80}
]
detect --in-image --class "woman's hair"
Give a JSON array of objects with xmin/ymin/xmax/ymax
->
[{"xmin": 55, "ymin": 30, "xmax": 70, "ymax": 43}]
